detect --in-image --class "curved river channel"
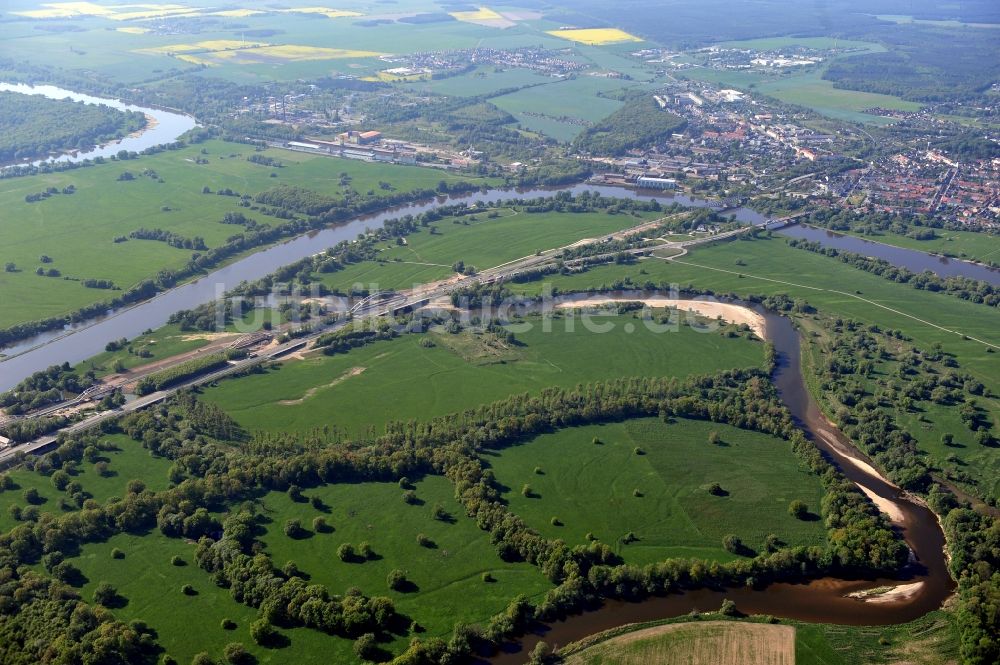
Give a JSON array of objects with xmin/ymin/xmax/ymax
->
[
  {"xmin": 0, "ymin": 87, "xmax": 958, "ymax": 652},
  {"xmin": 0, "ymin": 82, "xmax": 196, "ymax": 168},
  {"xmin": 2, "ymin": 178, "xmax": 995, "ymax": 390},
  {"xmin": 487, "ymin": 296, "xmax": 954, "ymax": 661}
]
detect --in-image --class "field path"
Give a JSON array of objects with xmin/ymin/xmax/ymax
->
[
  {"xmin": 563, "ymin": 620, "xmax": 794, "ymax": 665},
  {"xmin": 660, "ymin": 256, "xmax": 1000, "ymax": 350}
]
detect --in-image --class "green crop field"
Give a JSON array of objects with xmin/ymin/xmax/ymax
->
[
  {"xmin": 316, "ymin": 208, "xmax": 660, "ymax": 293},
  {"xmin": 684, "ymin": 68, "xmax": 919, "ymax": 124},
  {"xmin": 754, "ymin": 71, "xmax": 921, "ymax": 124},
  {"xmin": 256, "ymin": 475, "xmax": 552, "ymax": 649},
  {"xmin": 0, "ymin": 433, "xmax": 171, "ymax": 533},
  {"xmin": 201, "ymin": 313, "xmax": 766, "ymax": 437},
  {"xmin": 406, "ymin": 67, "xmax": 553, "ymax": 97},
  {"xmin": 794, "ymin": 610, "xmax": 959, "ymax": 665},
  {"xmin": 491, "ymin": 77, "xmax": 637, "ymax": 141},
  {"xmin": 0, "ymin": 139, "xmax": 494, "ymax": 329},
  {"xmin": 488, "ymin": 418, "xmax": 828, "ymax": 565}
]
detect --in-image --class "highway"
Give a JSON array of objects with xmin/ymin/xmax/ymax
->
[{"xmin": 0, "ymin": 211, "xmax": 795, "ymax": 461}]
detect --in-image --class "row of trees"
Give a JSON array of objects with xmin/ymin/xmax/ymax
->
[
  {"xmin": 0, "ymin": 355, "xmax": 908, "ymax": 663},
  {"xmin": 787, "ymin": 238, "xmax": 999, "ymax": 307}
]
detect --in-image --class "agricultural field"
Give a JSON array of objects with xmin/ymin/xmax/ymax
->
[
  {"xmin": 405, "ymin": 66, "xmax": 553, "ymax": 98},
  {"xmin": 491, "ymin": 76, "xmax": 639, "ymax": 141},
  {"xmin": 0, "ymin": 1, "xmax": 641, "ymax": 84},
  {"xmin": 547, "ymin": 28, "xmax": 644, "ymax": 46},
  {"xmin": 564, "ymin": 620, "xmax": 795, "ymax": 665},
  {"xmin": 0, "ymin": 138, "xmax": 493, "ymax": 330},
  {"xmin": 201, "ymin": 313, "xmax": 766, "ymax": 437},
  {"xmin": 753, "ymin": 71, "xmax": 921, "ymax": 125},
  {"xmin": 488, "ymin": 418, "xmax": 828, "ymax": 565},
  {"xmin": 793, "ymin": 610, "xmax": 958, "ymax": 665},
  {"xmin": 684, "ymin": 68, "xmax": 919, "ymax": 125},
  {"xmin": 561, "ymin": 609, "xmax": 958, "ymax": 665}
]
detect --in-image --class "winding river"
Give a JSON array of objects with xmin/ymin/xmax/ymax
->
[
  {"xmin": 486, "ymin": 296, "xmax": 954, "ymax": 662},
  {"xmin": 3, "ymin": 176, "xmax": 994, "ymax": 391},
  {"xmin": 0, "ymin": 85, "xmax": 961, "ymax": 655},
  {"xmin": 0, "ymin": 82, "xmax": 196, "ymax": 168},
  {"xmin": 780, "ymin": 223, "xmax": 1000, "ymax": 286}
]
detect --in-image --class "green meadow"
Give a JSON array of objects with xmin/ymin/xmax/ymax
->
[
  {"xmin": 0, "ymin": 139, "xmax": 493, "ymax": 329},
  {"xmin": 256, "ymin": 475, "xmax": 552, "ymax": 646},
  {"xmin": 201, "ymin": 314, "xmax": 766, "ymax": 437},
  {"xmin": 508, "ymin": 236, "xmax": 1000, "ymax": 493},
  {"xmin": 60, "ymin": 529, "xmax": 350, "ymax": 665},
  {"xmin": 316, "ymin": 208, "xmax": 660, "ymax": 293},
  {"xmin": 487, "ymin": 418, "xmax": 828, "ymax": 565},
  {"xmin": 0, "ymin": 434, "xmax": 171, "ymax": 533}
]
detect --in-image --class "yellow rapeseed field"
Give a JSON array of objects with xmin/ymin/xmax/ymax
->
[
  {"xmin": 210, "ymin": 9, "xmax": 265, "ymax": 17},
  {"xmin": 278, "ymin": 7, "xmax": 363, "ymax": 19},
  {"xmin": 138, "ymin": 40, "xmax": 268, "ymax": 55},
  {"xmin": 174, "ymin": 54, "xmax": 214, "ymax": 65},
  {"xmin": 449, "ymin": 7, "xmax": 502, "ymax": 21},
  {"xmin": 116, "ymin": 26, "xmax": 151, "ymax": 34},
  {"xmin": 232, "ymin": 45, "xmax": 382, "ymax": 61},
  {"xmin": 13, "ymin": 2, "xmax": 116, "ymax": 18},
  {"xmin": 546, "ymin": 28, "xmax": 643, "ymax": 45}
]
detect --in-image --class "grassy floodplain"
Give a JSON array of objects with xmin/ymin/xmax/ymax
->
[
  {"xmin": 488, "ymin": 418, "xmax": 828, "ymax": 565},
  {"xmin": 0, "ymin": 434, "xmax": 171, "ymax": 533},
  {"xmin": 315, "ymin": 207, "xmax": 662, "ymax": 293},
  {"xmin": 56, "ymin": 474, "xmax": 551, "ymax": 664},
  {"xmin": 255, "ymin": 475, "xmax": 552, "ymax": 652},
  {"xmin": 56, "ymin": 530, "xmax": 351, "ymax": 665},
  {"xmin": 509, "ymin": 236, "xmax": 1000, "ymax": 495},
  {"xmin": 0, "ymin": 138, "xmax": 494, "ymax": 330},
  {"xmin": 201, "ymin": 313, "xmax": 765, "ymax": 437}
]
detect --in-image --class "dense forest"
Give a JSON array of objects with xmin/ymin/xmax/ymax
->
[
  {"xmin": 0, "ymin": 92, "xmax": 146, "ymax": 163},
  {"xmin": 824, "ymin": 26, "xmax": 1000, "ymax": 102}
]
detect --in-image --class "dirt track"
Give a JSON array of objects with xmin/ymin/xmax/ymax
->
[{"xmin": 564, "ymin": 620, "xmax": 794, "ymax": 665}]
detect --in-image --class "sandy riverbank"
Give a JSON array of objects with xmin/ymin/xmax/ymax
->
[
  {"xmin": 556, "ymin": 298, "xmax": 766, "ymax": 338},
  {"xmin": 849, "ymin": 581, "xmax": 925, "ymax": 604}
]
